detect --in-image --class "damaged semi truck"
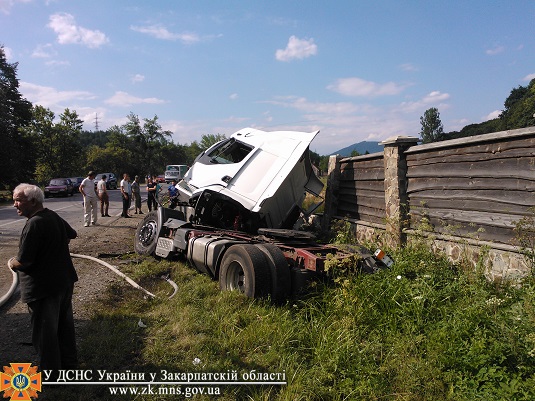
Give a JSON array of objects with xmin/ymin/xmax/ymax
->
[{"xmin": 134, "ymin": 128, "xmax": 386, "ymax": 302}]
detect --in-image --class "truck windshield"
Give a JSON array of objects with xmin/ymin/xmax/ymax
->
[{"xmin": 208, "ymin": 139, "xmax": 252, "ymax": 164}]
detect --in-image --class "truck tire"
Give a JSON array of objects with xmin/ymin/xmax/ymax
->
[
  {"xmin": 219, "ymin": 244, "xmax": 271, "ymax": 298},
  {"xmin": 256, "ymin": 244, "xmax": 291, "ymax": 303},
  {"xmin": 135, "ymin": 211, "xmax": 159, "ymax": 255}
]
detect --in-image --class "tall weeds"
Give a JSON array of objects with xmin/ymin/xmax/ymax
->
[{"xmin": 63, "ymin": 240, "xmax": 535, "ymax": 400}]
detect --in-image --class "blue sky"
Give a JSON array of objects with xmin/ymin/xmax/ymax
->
[{"xmin": 1, "ymin": 0, "xmax": 534, "ymax": 155}]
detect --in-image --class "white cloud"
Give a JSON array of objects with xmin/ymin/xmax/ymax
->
[
  {"xmin": 229, "ymin": 93, "xmax": 238, "ymax": 100},
  {"xmin": 131, "ymin": 74, "xmax": 145, "ymax": 84},
  {"xmin": 399, "ymin": 63, "xmax": 418, "ymax": 72},
  {"xmin": 48, "ymin": 13, "xmax": 109, "ymax": 48},
  {"xmin": 131, "ymin": 25, "xmax": 202, "ymax": 44},
  {"xmin": 327, "ymin": 77, "xmax": 409, "ymax": 97},
  {"xmin": 20, "ymin": 81, "xmax": 95, "ymax": 109},
  {"xmin": 484, "ymin": 110, "xmax": 502, "ymax": 120},
  {"xmin": 2, "ymin": 46, "xmax": 13, "ymax": 60},
  {"xmin": 275, "ymin": 35, "xmax": 317, "ymax": 62},
  {"xmin": 395, "ymin": 91, "xmax": 450, "ymax": 113},
  {"xmin": 45, "ymin": 59, "xmax": 70, "ymax": 67},
  {"xmin": 265, "ymin": 96, "xmax": 363, "ymax": 115},
  {"xmin": 485, "ymin": 45, "xmax": 505, "ymax": 55},
  {"xmin": 32, "ymin": 43, "xmax": 56, "ymax": 58},
  {"xmin": 0, "ymin": 0, "xmax": 31, "ymax": 15},
  {"xmin": 223, "ymin": 116, "xmax": 249, "ymax": 124},
  {"xmin": 523, "ymin": 73, "xmax": 535, "ymax": 81},
  {"xmin": 104, "ymin": 91, "xmax": 166, "ymax": 107}
]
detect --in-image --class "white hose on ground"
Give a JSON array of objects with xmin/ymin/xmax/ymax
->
[
  {"xmin": 71, "ymin": 253, "xmax": 157, "ymax": 299},
  {"xmin": 163, "ymin": 276, "xmax": 178, "ymax": 299},
  {"xmin": 1, "ymin": 254, "xmax": 179, "ymax": 305},
  {"xmin": 0, "ymin": 261, "xmax": 19, "ymax": 308}
]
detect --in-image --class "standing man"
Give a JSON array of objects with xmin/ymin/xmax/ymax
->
[
  {"xmin": 131, "ymin": 175, "xmax": 143, "ymax": 215},
  {"xmin": 146, "ymin": 175, "xmax": 157, "ymax": 212},
  {"xmin": 97, "ymin": 174, "xmax": 110, "ymax": 217},
  {"xmin": 120, "ymin": 173, "xmax": 132, "ymax": 218},
  {"xmin": 9, "ymin": 184, "xmax": 78, "ymax": 379},
  {"xmin": 168, "ymin": 178, "xmax": 179, "ymax": 209},
  {"xmin": 80, "ymin": 171, "xmax": 98, "ymax": 227}
]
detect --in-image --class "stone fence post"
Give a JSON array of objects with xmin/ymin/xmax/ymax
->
[
  {"xmin": 321, "ymin": 154, "xmax": 342, "ymax": 231},
  {"xmin": 380, "ymin": 136, "xmax": 419, "ymax": 248}
]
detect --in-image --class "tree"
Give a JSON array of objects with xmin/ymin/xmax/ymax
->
[
  {"xmin": 22, "ymin": 106, "xmax": 56, "ymax": 183},
  {"xmin": 0, "ymin": 46, "xmax": 33, "ymax": 188},
  {"xmin": 419, "ymin": 107, "xmax": 444, "ymax": 144},
  {"xmin": 22, "ymin": 106, "xmax": 83, "ymax": 183},
  {"xmin": 500, "ymin": 79, "xmax": 535, "ymax": 129},
  {"xmin": 56, "ymin": 108, "xmax": 84, "ymax": 174},
  {"xmin": 86, "ymin": 145, "xmax": 133, "ymax": 176},
  {"xmin": 200, "ymin": 133, "xmax": 226, "ymax": 150},
  {"xmin": 86, "ymin": 125, "xmax": 136, "ymax": 177},
  {"xmin": 124, "ymin": 113, "xmax": 172, "ymax": 175},
  {"xmin": 185, "ymin": 140, "xmax": 203, "ymax": 165},
  {"xmin": 442, "ymin": 79, "xmax": 535, "ymax": 140}
]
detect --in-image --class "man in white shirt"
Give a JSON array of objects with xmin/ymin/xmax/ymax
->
[
  {"xmin": 79, "ymin": 171, "xmax": 98, "ymax": 226},
  {"xmin": 97, "ymin": 175, "xmax": 110, "ymax": 217},
  {"xmin": 120, "ymin": 173, "xmax": 132, "ymax": 218}
]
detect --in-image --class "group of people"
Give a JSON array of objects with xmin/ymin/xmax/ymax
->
[
  {"xmin": 117, "ymin": 173, "xmax": 144, "ymax": 218},
  {"xmin": 146, "ymin": 175, "xmax": 178, "ymax": 211},
  {"xmin": 79, "ymin": 172, "xmax": 144, "ymax": 224},
  {"xmin": 7, "ymin": 172, "xmax": 183, "ymax": 379}
]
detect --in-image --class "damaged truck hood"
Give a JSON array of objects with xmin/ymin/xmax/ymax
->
[{"xmin": 177, "ymin": 127, "xmax": 323, "ymax": 230}]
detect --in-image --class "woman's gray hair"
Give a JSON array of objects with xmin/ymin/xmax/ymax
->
[{"xmin": 14, "ymin": 183, "xmax": 45, "ymax": 204}]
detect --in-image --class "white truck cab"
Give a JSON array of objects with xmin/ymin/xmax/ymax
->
[{"xmin": 176, "ymin": 127, "xmax": 323, "ymax": 232}]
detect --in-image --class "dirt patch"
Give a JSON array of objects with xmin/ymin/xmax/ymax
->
[{"xmin": 0, "ymin": 214, "xmax": 144, "ymax": 367}]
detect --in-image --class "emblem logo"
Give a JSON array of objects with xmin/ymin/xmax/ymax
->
[{"xmin": 0, "ymin": 363, "xmax": 42, "ymax": 401}]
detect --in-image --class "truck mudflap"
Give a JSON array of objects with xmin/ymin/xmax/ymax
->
[{"xmin": 187, "ymin": 235, "xmax": 244, "ymax": 278}]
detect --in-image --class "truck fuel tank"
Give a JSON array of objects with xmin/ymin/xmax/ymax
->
[{"xmin": 187, "ymin": 235, "xmax": 244, "ymax": 278}]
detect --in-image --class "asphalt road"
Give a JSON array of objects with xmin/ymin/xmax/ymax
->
[
  {"xmin": 0, "ymin": 187, "xmax": 146, "ymax": 297},
  {"xmin": 0, "ymin": 188, "xmax": 135, "ymax": 237}
]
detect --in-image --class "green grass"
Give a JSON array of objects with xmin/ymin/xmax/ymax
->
[{"xmin": 52, "ymin": 243, "xmax": 535, "ymax": 400}]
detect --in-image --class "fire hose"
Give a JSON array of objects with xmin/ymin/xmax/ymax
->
[
  {"xmin": 70, "ymin": 254, "xmax": 157, "ymax": 299},
  {"xmin": 1, "ymin": 255, "xmax": 178, "ymax": 308},
  {"xmin": 0, "ymin": 258, "xmax": 19, "ymax": 308}
]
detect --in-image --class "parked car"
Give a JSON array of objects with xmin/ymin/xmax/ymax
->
[
  {"xmin": 44, "ymin": 178, "xmax": 74, "ymax": 198},
  {"xmin": 70, "ymin": 177, "xmax": 83, "ymax": 192},
  {"xmin": 94, "ymin": 173, "xmax": 118, "ymax": 190},
  {"xmin": 156, "ymin": 175, "xmax": 166, "ymax": 183}
]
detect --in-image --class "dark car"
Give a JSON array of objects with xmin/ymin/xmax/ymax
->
[
  {"xmin": 70, "ymin": 177, "xmax": 83, "ymax": 192},
  {"xmin": 94, "ymin": 173, "xmax": 118, "ymax": 190},
  {"xmin": 44, "ymin": 178, "xmax": 74, "ymax": 198},
  {"xmin": 156, "ymin": 175, "xmax": 166, "ymax": 183}
]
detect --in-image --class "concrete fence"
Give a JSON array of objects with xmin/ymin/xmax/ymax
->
[{"xmin": 323, "ymin": 126, "xmax": 535, "ymax": 281}]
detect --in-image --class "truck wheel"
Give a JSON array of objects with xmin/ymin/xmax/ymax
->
[
  {"xmin": 256, "ymin": 244, "xmax": 291, "ymax": 303},
  {"xmin": 219, "ymin": 244, "xmax": 271, "ymax": 298},
  {"xmin": 134, "ymin": 211, "xmax": 159, "ymax": 255}
]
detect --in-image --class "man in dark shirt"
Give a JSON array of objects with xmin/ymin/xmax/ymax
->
[
  {"xmin": 9, "ymin": 183, "xmax": 78, "ymax": 378},
  {"xmin": 146, "ymin": 175, "xmax": 158, "ymax": 212}
]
